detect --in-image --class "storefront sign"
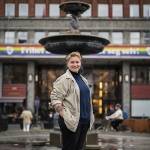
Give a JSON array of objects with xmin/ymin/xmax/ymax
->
[
  {"xmin": 0, "ymin": 45, "xmax": 150, "ymax": 58},
  {"xmin": 2, "ymin": 84, "xmax": 26, "ymax": 97}
]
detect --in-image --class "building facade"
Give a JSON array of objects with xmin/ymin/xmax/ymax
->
[{"xmin": 0, "ymin": 0, "xmax": 150, "ymax": 123}]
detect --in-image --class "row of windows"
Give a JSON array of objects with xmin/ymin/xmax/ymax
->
[
  {"xmin": 4, "ymin": 3, "xmax": 150, "ymax": 18},
  {"xmin": 3, "ymin": 63, "xmax": 150, "ymax": 85},
  {"xmin": 3, "ymin": 31, "xmax": 150, "ymax": 45},
  {"xmin": 131, "ymin": 66, "xmax": 150, "ymax": 84},
  {"xmin": 3, "ymin": 64, "xmax": 27, "ymax": 84}
]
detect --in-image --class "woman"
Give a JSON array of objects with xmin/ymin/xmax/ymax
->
[
  {"xmin": 50, "ymin": 52, "xmax": 94, "ymax": 150},
  {"xmin": 106, "ymin": 103, "xmax": 123, "ymax": 131},
  {"xmin": 20, "ymin": 107, "xmax": 33, "ymax": 132}
]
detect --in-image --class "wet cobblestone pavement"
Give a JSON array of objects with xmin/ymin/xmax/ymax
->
[
  {"xmin": 96, "ymin": 133, "xmax": 150, "ymax": 149},
  {"xmin": 0, "ymin": 127, "xmax": 150, "ymax": 150},
  {"xmin": 0, "ymin": 142, "xmax": 60, "ymax": 149},
  {"xmin": 0, "ymin": 144, "xmax": 61, "ymax": 150}
]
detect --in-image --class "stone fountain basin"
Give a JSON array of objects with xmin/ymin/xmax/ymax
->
[
  {"xmin": 59, "ymin": 1, "xmax": 90, "ymax": 15},
  {"xmin": 39, "ymin": 34, "xmax": 110, "ymax": 55}
]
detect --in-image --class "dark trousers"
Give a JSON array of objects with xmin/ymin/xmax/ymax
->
[
  {"xmin": 58, "ymin": 116, "xmax": 89, "ymax": 150},
  {"xmin": 111, "ymin": 119, "xmax": 123, "ymax": 131}
]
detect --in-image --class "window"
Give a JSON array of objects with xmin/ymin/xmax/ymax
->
[
  {"xmin": 35, "ymin": 4, "xmax": 46, "ymax": 17},
  {"xmin": 3, "ymin": 64, "xmax": 27, "ymax": 84},
  {"xmin": 5, "ymin": 3, "xmax": 15, "ymax": 16},
  {"xmin": 49, "ymin": 4, "xmax": 60, "ymax": 17},
  {"xmin": 98, "ymin": 4, "xmax": 109, "ymax": 17},
  {"xmin": 34, "ymin": 32, "xmax": 45, "ymax": 43},
  {"xmin": 143, "ymin": 4, "xmax": 150, "ymax": 17},
  {"xmin": 112, "ymin": 4, "xmax": 123, "ymax": 17},
  {"xmin": 98, "ymin": 32, "xmax": 109, "ymax": 40},
  {"xmin": 143, "ymin": 32, "xmax": 150, "ymax": 44},
  {"xmin": 85, "ymin": 68, "xmax": 121, "ymax": 116},
  {"xmin": 17, "ymin": 32, "xmax": 28, "ymax": 43},
  {"xmin": 131, "ymin": 66, "xmax": 150, "ymax": 84},
  {"xmin": 19, "ymin": 3, "xmax": 28, "ymax": 17},
  {"xmin": 48, "ymin": 32, "xmax": 59, "ymax": 36},
  {"xmin": 130, "ymin": 4, "xmax": 139, "ymax": 17},
  {"xmin": 5, "ymin": 31, "xmax": 15, "ymax": 44},
  {"xmin": 81, "ymin": 4, "xmax": 91, "ymax": 17},
  {"xmin": 81, "ymin": 32, "xmax": 91, "ymax": 35},
  {"xmin": 112, "ymin": 32, "xmax": 123, "ymax": 44},
  {"xmin": 130, "ymin": 32, "xmax": 140, "ymax": 44}
]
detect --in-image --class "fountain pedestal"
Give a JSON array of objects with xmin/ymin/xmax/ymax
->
[{"xmin": 49, "ymin": 130, "xmax": 99, "ymax": 149}]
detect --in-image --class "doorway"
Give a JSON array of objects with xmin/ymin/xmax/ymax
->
[{"xmin": 83, "ymin": 66, "xmax": 122, "ymax": 118}]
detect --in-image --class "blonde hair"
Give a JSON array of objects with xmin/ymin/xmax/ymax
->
[{"xmin": 65, "ymin": 52, "xmax": 82, "ymax": 63}]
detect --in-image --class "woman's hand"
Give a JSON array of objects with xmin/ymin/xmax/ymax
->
[{"xmin": 54, "ymin": 104, "xmax": 64, "ymax": 117}]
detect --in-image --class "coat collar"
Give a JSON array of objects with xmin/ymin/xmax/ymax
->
[
  {"xmin": 65, "ymin": 69, "xmax": 80, "ymax": 100},
  {"xmin": 65, "ymin": 69, "xmax": 89, "ymax": 86},
  {"xmin": 65, "ymin": 69, "xmax": 74, "ymax": 80}
]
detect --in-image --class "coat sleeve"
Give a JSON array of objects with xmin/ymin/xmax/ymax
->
[
  {"xmin": 50, "ymin": 76, "xmax": 70, "ymax": 107},
  {"xmin": 109, "ymin": 110, "xmax": 121, "ymax": 119}
]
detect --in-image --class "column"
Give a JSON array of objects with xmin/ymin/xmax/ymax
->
[
  {"xmin": 108, "ymin": 0, "xmax": 112, "ymax": 18},
  {"xmin": 122, "ymin": 62, "xmax": 130, "ymax": 116},
  {"xmin": 123, "ymin": 0, "xmax": 129, "ymax": 18},
  {"xmin": 0, "ymin": 31, "xmax": 5, "ymax": 44},
  {"xmin": 0, "ymin": 0, "xmax": 4, "ymax": 17},
  {"xmin": 60, "ymin": 0, "xmax": 65, "ymax": 17},
  {"xmin": 139, "ymin": 0, "xmax": 143, "ymax": 18},
  {"xmin": 28, "ymin": 31, "xmax": 34, "ymax": 44},
  {"xmin": 45, "ymin": 0, "xmax": 49, "ymax": 17},
  {"xmin": 141, "ymin": 32, "xmax": 145, "ymax": 44},
  {"xmin": 27, "ymin": 62, "xmax": 35, "ymax": 113},
  {"xmin": 15, "ymin": 0, "xmax": 19, "ymax": 17},
  {"xmin": 92, "ymin": 0, "xmax": 98, "ymax": 17},
  {"xmin": 0, "ymin": 63, "xmax": 2, "ymax": 98},
  {"xmin": 124, "ymin": 31, "xmax": 130, "ymax": 44},
  {"xmin": 29, "ymin": 0, "xmax": 35, "ymax": 17}
]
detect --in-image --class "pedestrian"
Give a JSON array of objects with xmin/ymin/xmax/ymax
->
[
  {"xmin": 107, "ymin": 104, "xmax": 115, "ymax": 116},
  {"xmin": 20, "ymin": 107, "xmax": 33, "ymax": 132},
  {"xmin": 50, "ymin": 52, "xmax": 95, "ymax": 150},
  {"xmin": 100, "ymin": 104, "xmax": 115, "ymax": 131},
  {"xmin": 105, "ymin": 103, "xmax": 123, "ymax": 131},
  {"xmin": 35, "ymin": 96, "xmax": 40, "ymax": 114}
]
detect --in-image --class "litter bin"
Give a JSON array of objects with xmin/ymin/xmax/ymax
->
[{"xmin": 0, "ymin": 114, "xmax": 8, "ymax": 131}]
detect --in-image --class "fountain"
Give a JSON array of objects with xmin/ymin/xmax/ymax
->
[{"xmin": 39, "ymin": 1, "xmax": 110, "ymax": 55}]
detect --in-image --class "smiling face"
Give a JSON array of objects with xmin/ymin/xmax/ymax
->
[{"xmin": 67, "ymin": 56, "xmax": 81, "ymax": 73}]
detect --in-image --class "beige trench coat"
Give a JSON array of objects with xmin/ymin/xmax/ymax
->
[
  {"xmin": 50, "ymin": 70, "xmax": 95, "ymax": 132},
  {"xmin": 20, "ymin": 110, "xmax": 33, "ymax": 124}
]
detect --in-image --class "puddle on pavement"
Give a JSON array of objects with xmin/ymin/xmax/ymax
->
[
  {"xmin": 0, "ymin": 136, "xmax": 150, "ymax": 150},
  {"xmin": 97, "ymin": 137, "xmax": 134, "ymax": 150},
  {"xmin": 0, "ymin": 143, "xmax": 60, "ymax": 150},
  {"xmin": 97, "ymin": 135, "xmax": 150, "ymax": 150}
]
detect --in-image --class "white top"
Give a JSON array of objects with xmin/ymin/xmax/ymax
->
[{"xmin": 107, "ymin": 108, "xmax": 123, "ymax": 120}]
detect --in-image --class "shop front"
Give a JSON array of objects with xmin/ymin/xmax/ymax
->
[{"xmin": 0, "ymin": 45, "xmax": 150, "ymax": 124}]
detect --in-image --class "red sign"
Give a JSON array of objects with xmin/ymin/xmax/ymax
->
[
  {"xmin": 2, "ymin": 84, "xmax": 26, "ymax": 97},
  {"xmin": 131, "ymin": 85, "xmax": 150, "ymax": 99}
]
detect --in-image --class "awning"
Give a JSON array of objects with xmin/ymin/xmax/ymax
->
[{"xmin": 0, "ymin": 97, "xmax": 25, "ymax": 103}]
